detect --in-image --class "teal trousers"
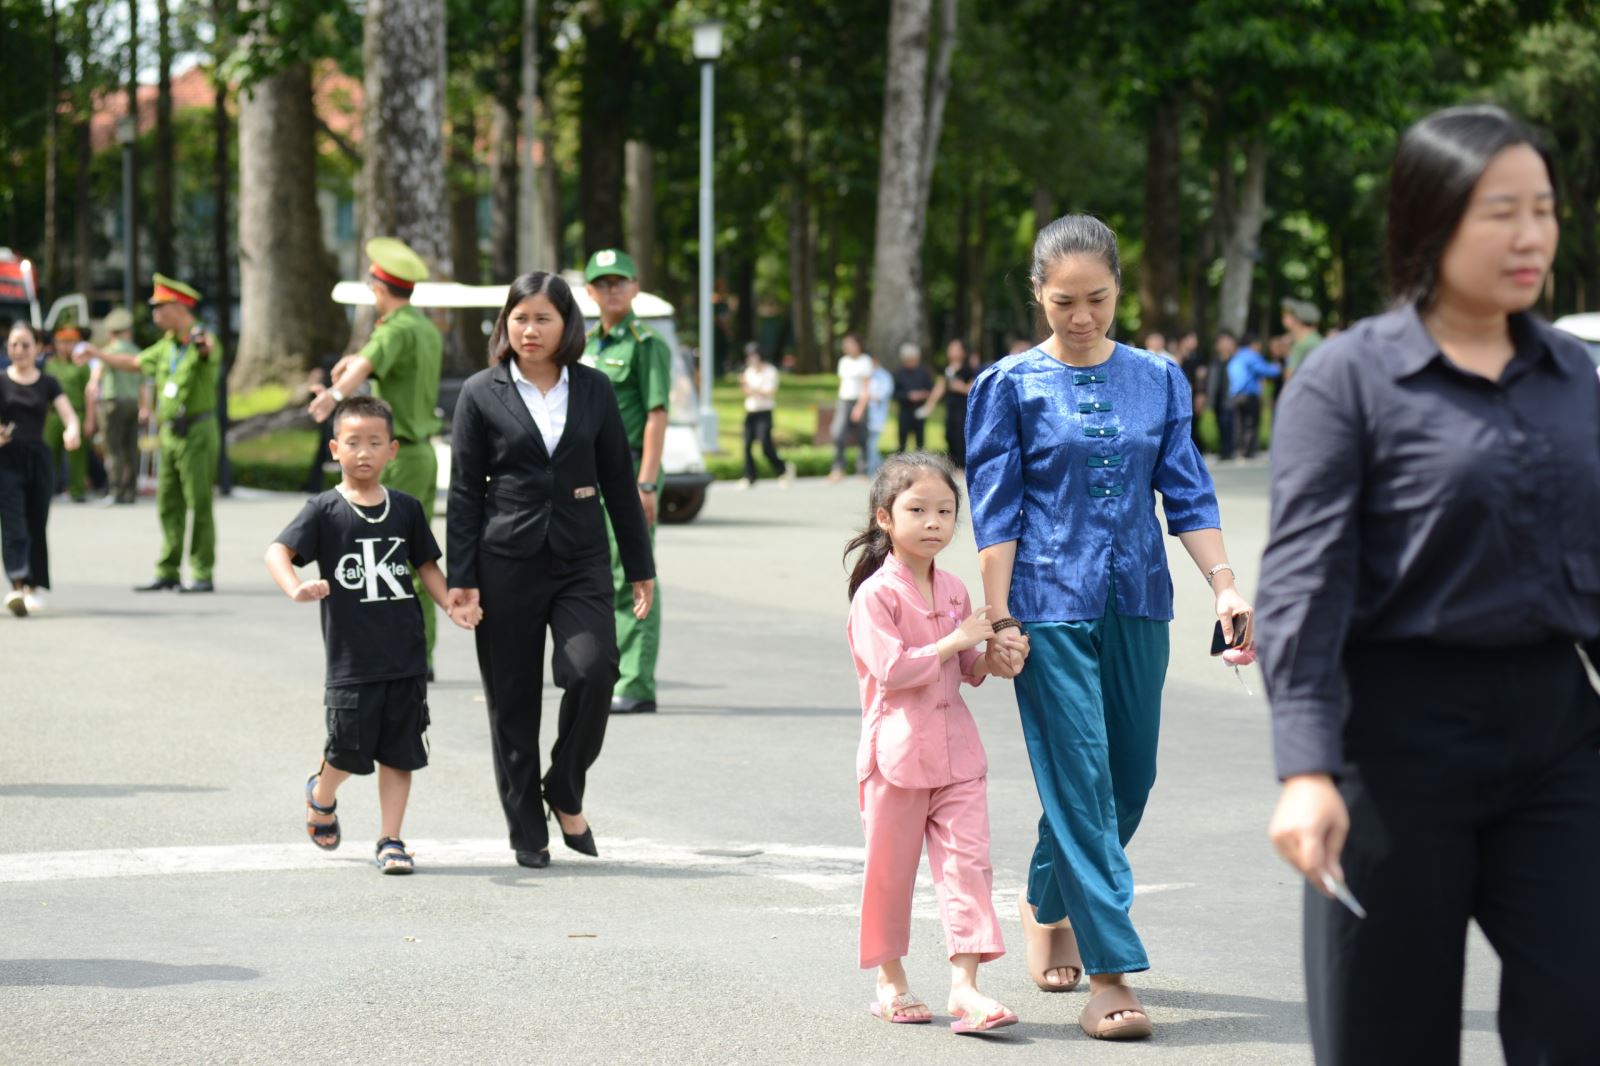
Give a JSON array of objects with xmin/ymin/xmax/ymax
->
[{"xmin": 1013, "ymin": 593, "xmax": 1169, "ymax": 974}]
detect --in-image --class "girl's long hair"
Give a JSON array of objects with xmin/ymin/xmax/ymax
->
[{"xmin": 844, "ymin": 452, "xmax": 962, "ymax": 601}]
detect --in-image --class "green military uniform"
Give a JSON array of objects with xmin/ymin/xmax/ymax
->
[
  {"xmin": 99, "ymin": 318, "xmax": 146, "ymax": 504},
  {"xmin": 582, "ymin": 249, "xmax": 672, "ymax": 707},
  {"xmin": 141, "ymin": 275, "xmax": 221, "ymax": 584},
  {"xmin": 44, "ymin": 343, "xmax": 92, "ymax": 500},
  {"xmin": 359, "ymin": 237, "xmax": 443, "ymax": 659}
]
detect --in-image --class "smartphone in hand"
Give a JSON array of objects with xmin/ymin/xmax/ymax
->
[{"xmin": 1210, "ymin": 618, "xmax": 1247, "ymax": 656}]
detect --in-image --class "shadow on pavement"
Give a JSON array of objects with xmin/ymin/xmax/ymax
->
[
  {"xmin": 0, "ymin": 959, "xmax": 259, "ymax": 988},
  {"xmin": 0, "ymin": 783, "xmax": 227, "ymax": 799}
]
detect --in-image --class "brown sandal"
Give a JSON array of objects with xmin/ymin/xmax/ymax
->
[
  {"xmin": 1079, "ymin": 985, "xmax": 1153, "ymax": 1041},
  {"xmin": 1019, "ymin": 895, "xmax": 1082, "ymax": 992}
]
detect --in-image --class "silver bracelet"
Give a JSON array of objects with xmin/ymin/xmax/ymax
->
[{"xmin": 1205, "ymin": 562, "xmax": 1234, "ymax": 586}]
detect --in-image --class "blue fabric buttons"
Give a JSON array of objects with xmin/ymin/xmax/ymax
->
[
  {"xmin": 1087, "ymin": 455, "xmax": 1123, "ymax": 469},
  {"xmin": 1078, "ymin": 401, "xmax": 1114, "ymax": 414},
  {"xmin": 1082, "ymin": 426, "xmax": 1120, "ymax": 439},
  {"xmin": 1088, "ymin": 485, "xmax": 1124, "ymax": 498},
  {"xmin": 1073, "ymin": 371, "xmax": 1108, "ymax": 385}
]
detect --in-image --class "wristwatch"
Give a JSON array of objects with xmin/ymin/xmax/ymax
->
[{"xmin": 637, "ymin": 481, "xmax": 658, "ymax": 494}]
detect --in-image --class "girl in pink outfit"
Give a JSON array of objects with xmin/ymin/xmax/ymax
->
[{"xmin": 844, "ymin": 452, "xmax": 1025, "ymax": 1035}]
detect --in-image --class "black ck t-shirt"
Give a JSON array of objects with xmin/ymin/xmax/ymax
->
[{"xmin": 275, "ymin": 488, "xmax": 441, "ymax": 687}]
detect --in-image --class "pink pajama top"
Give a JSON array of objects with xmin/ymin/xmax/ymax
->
[{"xmin": 847, "ymin": 554, "xmax": 988, "ymax": 789}]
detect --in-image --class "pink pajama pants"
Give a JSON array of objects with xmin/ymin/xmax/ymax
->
[{"xmin": 858, "ymin": 769, "xmax": 1006, "ymax": 969}]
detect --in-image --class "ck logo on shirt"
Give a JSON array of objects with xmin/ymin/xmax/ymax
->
[{"xmin": 335, "ymin": 537, "xmax": 414, "ymax": 602}]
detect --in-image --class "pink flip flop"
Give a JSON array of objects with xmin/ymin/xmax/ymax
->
[
  {"xmin": 870, "ymin": 993, "xmax": 932, "ymax": 1024},
  {"xmin": 951, "ymin": 1006, "xmax": 1019, "ymax": 1035}
]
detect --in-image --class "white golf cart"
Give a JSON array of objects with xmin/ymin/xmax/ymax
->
[{"xmin": 331, "ymin": 278, "xmax": 714, "ymax": 522}]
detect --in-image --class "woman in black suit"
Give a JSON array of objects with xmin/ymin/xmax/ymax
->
[{"xmin": 448, "ymin": 271, "xmax": 655, "ymax": 869}]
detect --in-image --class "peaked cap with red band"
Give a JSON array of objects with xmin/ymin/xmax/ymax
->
[
  {"xmin": 366, "ymin": 237, "xmax": 429, "ymax": 293},
  {"xmin": 149, "ymin": 273, "xmax": 201, "ymax": 308}
]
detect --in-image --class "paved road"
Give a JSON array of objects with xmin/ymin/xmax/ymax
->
[{"xmin": 1, "ymin": 465, "xmax": 1506, "ymax": 1064}]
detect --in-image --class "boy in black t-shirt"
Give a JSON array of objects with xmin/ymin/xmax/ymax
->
[{"xmin": 265, "ymin": 396, "xmax": 472, "ymax": 874}]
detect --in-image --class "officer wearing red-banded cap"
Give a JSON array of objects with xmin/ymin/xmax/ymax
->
[
  {"xmin": 94, "ymin": 272, "xmax": 223, "ymax": 592},
  {"xmin": 309, "ymin": 238, "xmax": 445, "ymax": 669}
]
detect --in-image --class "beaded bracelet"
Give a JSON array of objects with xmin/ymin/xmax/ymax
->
[{"xmin": 992, "ymin": 617, "xmax": 1025, "ymax": 635}]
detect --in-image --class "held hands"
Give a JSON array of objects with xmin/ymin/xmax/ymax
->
[
  {"xmin": 446, "ymin": 587, "xmax": 484, "ymax": 630},
  {"xmin": 290, "ymin": 579, "xmax": 330, "ymax": 603},
  {"xmin": 986, "ymin": 627, "xmax": 1030, "ymax": 678},
  {"xmin": 1268, "ymin": 773, "xmax": 1350, "ymax": 898},
  {"xmin": 953, "ymin": 605, "xmax": 995, "ymax": 652},
  {"xmin": 631, "ymin": 579, "xmax": 655, "ymax": 621}
]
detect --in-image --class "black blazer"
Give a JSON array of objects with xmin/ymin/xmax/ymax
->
[{"xmin": 447, "ymin": 359, "xmax": 654, "ymax": 588}]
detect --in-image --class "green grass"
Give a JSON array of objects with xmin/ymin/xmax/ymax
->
[{"xmin": 227, "ymin": 384, "xmax": 295, "ymax": 421}]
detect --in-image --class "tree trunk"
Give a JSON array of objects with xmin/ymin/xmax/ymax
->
[
  {"xmin": 45, "ymin": 0, "xmax": 59, "ymax": 295},
  {"xmin": 517, "ymin": 0, "xmax": 556, "ymax": 271},
  {"xmin": 819, "ymin": 207, "xmax": 840, "ymax": 355},
  {"xmin": 71, "ymin": 1, "xmax": 92, "ymax": 295},
  {"xmin": 449, "ymin": 96, "xmax": 483, "ymax": 362},
  {"xmin": 235, "ymin": 62, "xmax": 347, "ymax": 389},
  {"xmin": 625, "ymin": 140, "xmax": 657, "ymax": 291},
  {"xmin": 1218, "ymin": 137, "xmax": 1266, "ymax": 336},
  {"xmin": 1029, "ymin": 183, "xmax": 1054, "ymax": 340},
  {"xmin": 211, "ymin": 10, "xmax": 235, "ymax": 494},
  {"xmin": 578, "ymin": 10, "xmax": 631, "ymax": 256},
  {"xmin": 361, "ymin": 0, "xmax": 460, "ymax": 369},
  {"xmin": 489, "ymin": 50, "xmax": 519, "ymax": 284},
  {"xmin": 965, "ymin": 179, "xmax": 987, "ymax": 353},
  {"xmin": 541, "ymin": 119, "xmax": 561, "ymax": 268},
  {"xmin": 126, "ymin": 0, "xmax": 140, "ymax": 287},
  {"xmin": 868, "ymin": 0, "xmax": 933, "ymax": 364},
  {"xmin": 1139, "ymin": 91, "xmax": 1182, "ymax": 338},
  {"xmin": 154, "ymin": 0, "xmax": 176, "ymax": 274},
  {"xmin": 787, "ymin": 169, "xmax": 817, "ymax": 373}
]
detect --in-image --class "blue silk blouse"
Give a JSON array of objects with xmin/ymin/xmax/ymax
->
[{"xmin": 966, "ymin": 344, "xmax": 1221, "ymax": 623}]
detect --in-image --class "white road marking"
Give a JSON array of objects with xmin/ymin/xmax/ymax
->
[{"xmin": 0, "ymin": 838, "xmax": 1199, "ymax": 914}]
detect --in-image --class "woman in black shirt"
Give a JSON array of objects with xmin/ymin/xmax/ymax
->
[
  {"xmin": 1258, "ymin": 106, "xmax": 1600, "ymax": 1065},
  {"xmin": 0, "ymin": 322, "xmax": 83, "ymax": 616}
]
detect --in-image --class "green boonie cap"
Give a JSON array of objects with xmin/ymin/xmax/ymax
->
[
  {"xmin": 584, "ymin": 249, "xmax": 638, "ymax": 282},
  {"xmin": 103, "ymin": 308, "xmax": 135, "ymax": 332},
  {"xmin": 150, "ymin": 273, "xmax": 201, "ymax": 306},
  {"xmin": 366, "ymin": 237, "xmax": 430, "ymax": 285}
]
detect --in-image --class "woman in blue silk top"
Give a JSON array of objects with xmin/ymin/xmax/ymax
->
[{"xmin": 966, "ymin": 214, "xmax": 1254, "ymax": 1041}]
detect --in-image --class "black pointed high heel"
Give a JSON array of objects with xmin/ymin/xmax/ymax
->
[{"xmin": 547, "ymin": 803, "xmax": 598, "ymax": 857}]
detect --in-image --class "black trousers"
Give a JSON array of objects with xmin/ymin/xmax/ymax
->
[
  {"xmin": 945, "ymin": 408, "xmax": 966, "ymax": 469},
  {"xmin": 742, "ymin": 410, "xmax": 785, "ymax": 481},
  {"xmin": 474, "ymin": 548, "xmax": 618, "ymax": 853},
  {"xmin": 1231, "ymin": 394, "xmax": 1261, "ymax": 458},
  {"xmin": 0, "ymin": 440, "xmax": 54, "ymax": 588},
  {"xmin": 1306, "ymin": 639, "xmax": 1600, "ymax": 1066},
  {"xmin": 897, "ymin": 405, "xmax": 925, "ymax": 452}
]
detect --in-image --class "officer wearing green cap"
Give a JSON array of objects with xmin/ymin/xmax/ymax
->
[
  {"xmin": 308, "ymin": 237, "xmax": 444, "ymax": 668},
  {"xmin": 583, "ymin": 248, "xmax": 670, "ymax": 714},
  {"xmin": 95, "ymin": 273, "xmax": 222, "ymax": 592}
]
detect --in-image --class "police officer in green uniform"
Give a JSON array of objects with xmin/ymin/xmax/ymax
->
[
  {"xmin": 97, "ymin": 274, "xmax": 222, "ymax": 592},
  {"xmin": 44, "ymin": 325, "xmax": 93, "ymax": 501},
  {"xmin": 308, "ymin": 237, "xmax": 443, "ymax": 668},
  {"xmin": 583, "ymin": 249, "xmax": 669, "ymax": 714}
]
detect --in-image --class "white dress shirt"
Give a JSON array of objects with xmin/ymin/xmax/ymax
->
[{"xmin": 510, "ymin": 360, "xmax": 569, "ymax": 454}]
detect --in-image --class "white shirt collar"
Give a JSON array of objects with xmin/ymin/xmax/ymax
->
[{"xmin": 510, "ymin": 360, "xmax": 568, "ymax": 391}]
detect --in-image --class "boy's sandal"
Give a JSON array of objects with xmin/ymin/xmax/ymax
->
[
  {"xmin": 1019, "ymin": 895, "xmax": 1082, "ymax": 992},
  {"xmin": 304, "ymin": 773, "xmax": 340, "ymax": 851},
  {"xmin": 950, "ymin": 1005, "xmax": 1019, "ymax": 1035},
  {"xmin": 1078, "ymin": 986, "xmax": 1153, "ymax": 1041},
  {"xmin": 375, "ymin": 837, "xmax": 414, "ymax": 875},
  {"xmin": 869, "ymin": 992, "xmax": 932, "ymax": 1024}
]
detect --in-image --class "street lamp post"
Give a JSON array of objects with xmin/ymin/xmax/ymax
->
[
  {"xmin": 117, "ymin": 116, "xmax": 137, "ymax": 312},
  {"xmin": 693, "ymin": 20, "xmax": 723, "ymax": 454}
]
